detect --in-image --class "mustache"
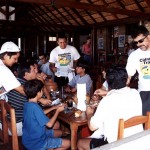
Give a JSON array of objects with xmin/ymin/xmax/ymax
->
[{"xmin": 139, "ymin": 45, "xmax": 145, "ymax": 48}]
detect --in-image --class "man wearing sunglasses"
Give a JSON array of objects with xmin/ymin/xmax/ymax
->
[{"xmin": 126, "ymin": 25, "xmax": 150, "ymax": 116}]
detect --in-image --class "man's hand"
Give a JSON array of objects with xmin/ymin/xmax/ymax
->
[
  {"xmin": 94, "ymin": 88, "xmax": 108, "ymax": 96},
  {"xmin": 65, "ymin": 86, "xmax": 71, "ymax": 92},
  {"xmin": 50, "ymin": 63, "xmax": 57, "ymax": 73},
  {"xmin": 86, "ymin": 106, "xmax": 94, "ymax": 117},
  {"xmin": 40, "ymin": 72, "xmax": 47, "ymax": 80},
  {"xmin": 91, "ymin": 94, "xmax": 101, "ymax": 101},
  {"xmin": 38, "ymin": 98, "xmax": 52, "ymax": 105},
  {"xmin": 56, "ymin": 103, "xmax": 65, "ymax": 112},
  {"xmin": 36, "ymin": 73, "xmax": 45, "ymax": 83}
]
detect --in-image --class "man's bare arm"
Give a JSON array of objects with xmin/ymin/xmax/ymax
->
[
  {"xmin": 126, "ymin": 76, "xmax": 132, "ymax": 86},
  {"xmin": 50, "ymin": 62, "xmax": 57, "ymax": 73},
  {"xmin": 14, "ymin": 85, "xmax": 25, "ymax": 95}
]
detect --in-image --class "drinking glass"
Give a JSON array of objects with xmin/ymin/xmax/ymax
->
[{"xmin": 67, "ymin": 99, "xmax": 73, "ymax": 110}]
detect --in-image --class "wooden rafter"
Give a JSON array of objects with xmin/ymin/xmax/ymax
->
[
  {"xmin": 87, "ymin": 0, "xmax": 108, "ymax": 22},
  {"xmin": 144, "ymin": 0, "xmax": 150, "ymax": 8},
  {"xmin": 85, "ymin": 10, "xmax": 97, "ymax": 23},
  {"xmin": 13, "ymin": 0, "xmax": 150, "ymax": 17},
  {"xmin": 133, "ymin": 0, "xmax": 145, "ymax": 12},
  {"xmin": 54, "ymin": 0, "xmax": 150, "ymax": 16},
  {"xmin": 52, "ymin": 6, "xmax": 73, "ymax": 25},
  {"xmin": 43, "ymin": 5, "xmax": 64, "ymax": 26},
  {"xmin": 72, "ymin": 8, "xmax": 88, "ymax": 25},
  {"xmin": 32, "ymin": 4, "xmax": 56, "ymax": 31},
  {"xmin": 62, "ymin": 7, "xmax": 81, "ymax": 26}
]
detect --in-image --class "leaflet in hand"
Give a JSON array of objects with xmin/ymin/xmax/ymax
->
[{"xmin": 51, "ymin": 98, "xmax": 61, "ymax": 106}]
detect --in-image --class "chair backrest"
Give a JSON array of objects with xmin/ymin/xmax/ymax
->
[
  {"xmin": 0, "ymin": 100, "xmax": 19, "ymax": 150},
  {"xmin": 117, "ymin": 111, "xmax": 150, "ymax": 140}
]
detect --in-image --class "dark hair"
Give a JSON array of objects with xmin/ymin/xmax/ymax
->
[
  {"xmin": 38, "ymin": 53, "xmax": 47, "ymax": 58},
  {"xmin": 24, "ymin": 79, "xmax": 44, "ymax": 99},
  {"xmin": 57, "ymin": 33, "xmax": 67, "ymax": 41},
  {"xmin": 87, "ymin": 36, "xmax": 91, "ymax": 40},
  {"xmin": 0, "ymin": 52, "xmax": 19, "ymax": 59},
  {"xmin": 17, "ymin": 62, "xmax": 33, "ymax": 78},
  {"xmin": 106, "ymin": 67, "xmax": 127, "ymax": 90},
  {"xmin": 131, "ymin": 25, "xmax": 149, "ymax": 39},
  {"xmin": 76, "ymin": 59, "xmax": 89, "ymax": 73}
]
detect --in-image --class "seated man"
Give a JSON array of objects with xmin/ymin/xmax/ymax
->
[
  {"xmin": 7, "ymin": 62, "xmax": 51, "ymax": 136},
  {"xmin": 22, "ymin": 79, "xmax": 70, "ymax": 150},
  {"xmin": 65, "ymin": 59, "xmax": 92, "ymax": 95},
  {"xmin": 39, "ymin": 53, "xmax": 54, "ymax": 80},
  {"xmin": 77, "ymin": 67, "xmax": 143, "ymax": 150}
]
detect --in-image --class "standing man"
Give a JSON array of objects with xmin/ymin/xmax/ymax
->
[
  {"xmin": 49, "ymin": 34, "xmax": 80, "ymax": 87},
  {"xmin": 126, "ymin": 25, "xmax": 150, "ymax": 115},
  {"xmin": 0, "ymin": 41, "xmax": 24, "ymax": 101}
]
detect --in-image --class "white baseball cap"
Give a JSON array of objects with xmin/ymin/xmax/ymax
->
[{"xmin": 0, "ymin": 41, "xmax": 20, "ymax": 54}]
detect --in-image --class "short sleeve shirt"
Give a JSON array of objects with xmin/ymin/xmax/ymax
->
[
  {"xmin": 0, "ymin": 59, "xmax": 21, "ymax": 97},
  {"xmin": 49, "ymin": 45, "xmax": 80, "ymax": 77},
  {"xmin": 22, "ymin": 102, "xmax": 49, "ymax": 149}
]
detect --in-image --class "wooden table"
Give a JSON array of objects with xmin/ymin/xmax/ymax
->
[{"xmin": 58, "ymin": 108, "xmax": 87, "ymax": 150}]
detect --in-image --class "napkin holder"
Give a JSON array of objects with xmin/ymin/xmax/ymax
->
[{"xmin": 77, "ymin": 84, "xmax": 86, "ymax": 111}]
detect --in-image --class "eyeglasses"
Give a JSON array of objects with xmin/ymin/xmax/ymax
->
[{"xmin": 134, "ymin": 35, "xmax": 148, "ymax": 45}]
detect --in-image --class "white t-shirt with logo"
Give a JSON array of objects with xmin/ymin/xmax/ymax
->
[
  {"xmin": 126, "ymin": 48, "xmax": 150, "ymax": 91},
  {"xmin": 49, "ymin": 45, "xmax": 80, "ymax": 77}
]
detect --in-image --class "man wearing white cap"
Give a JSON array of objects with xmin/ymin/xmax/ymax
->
[{"xmin": 0, "ymin": 41, "xmax": 25, "ymax": 101}]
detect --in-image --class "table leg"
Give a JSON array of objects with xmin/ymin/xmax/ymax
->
[{"xmin": 70, "ymin": 122, "xmax": 78, "ymax": 150}]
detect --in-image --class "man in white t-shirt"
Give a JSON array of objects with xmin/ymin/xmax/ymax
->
[
  {"xmin": 49, "ymin": 34, "xmax": 80, "ymax": 87},
  {"xmin": 126, "ymin": 25, "xmax": 150, "ymax": 115},
  {"xmin": 77, "ymin": 67, "xmax": 142, "ymax": 149},
  {"xmin": 0, "ymin": 41, "xmax": 25, "ymax": 101}
]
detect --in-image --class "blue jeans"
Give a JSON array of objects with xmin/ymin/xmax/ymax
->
[{"xmin": 84, "ymin": 54, "xmax": 91, "ymax": 64}]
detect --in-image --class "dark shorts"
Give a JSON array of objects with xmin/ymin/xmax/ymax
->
[
  {"xmin": 140, "ymin": 91, "xmax": 150, "ymax": 115},
  {"xmin": 90, "ymin": 137, "xmax": 108, "ymax": 149},
  {"xmin": 42, "ymin": 129, "xmax": 62, "ymax": 149}
]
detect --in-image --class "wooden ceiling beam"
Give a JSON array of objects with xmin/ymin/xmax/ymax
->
[
  {"xmin": 52, "ymin": 6, "xmax": 73, "ymax": 26},
  {"xmin": 85, "ymin": 10, "xmax": 97, "ymax": 23},
  {"xmin": 63, "ymin": 7, "xmax": 81, "ymax": 26},
  {"xmin": 71, "ymin": 8, "xmax": 88, "ymax": 25},
  {"xmin": 43, "ymin": 5, "xmax": 64, "ymax": 26},
  {"xmin": 28, "ymin": 6, "xmax": 49, "ymax": 31},
  {"xmin": 100, "ymin": 0, "xmax": 117, "ymax": 19},
  {"xmin": 87, "ymin": 0, "xmax": 107, "ymax": 22},
  {"xmin": 12, "ymin": 0, "xmax": 50, "ymax": 5},
  {"xmin": 133, "ymin": 0, "xmax": 145, "ymax": 12},
  {"xmin": 144, "ymin": 0, "xmax": 150, "ymax": 8},
  {"xmin": 32, "ymin": 4, "xmax": 56, "ymax": 32},
  {"xmin": 116, "ymin": 0, "xmax": 125, "ymax": 9},
  {"xmin": 54, "ymin": 0, "xmax": 149, "ymax": 17},
  {"xmin": 13, "ymin": 0, "xmax": 150, "ymax": 17}
]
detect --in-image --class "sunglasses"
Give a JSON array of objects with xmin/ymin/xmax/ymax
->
[{"xmin": 134, "ymin": 35, "xmax": 148, "ymax": 45}]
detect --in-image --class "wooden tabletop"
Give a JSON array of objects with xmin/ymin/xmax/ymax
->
[
  {"xmin": 58, "ymin": 108, "xmax": 87, "ymax": 123},
  {"xmin": 58, "ymin": 108, "xmax": 88, "ymax": 150}
]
